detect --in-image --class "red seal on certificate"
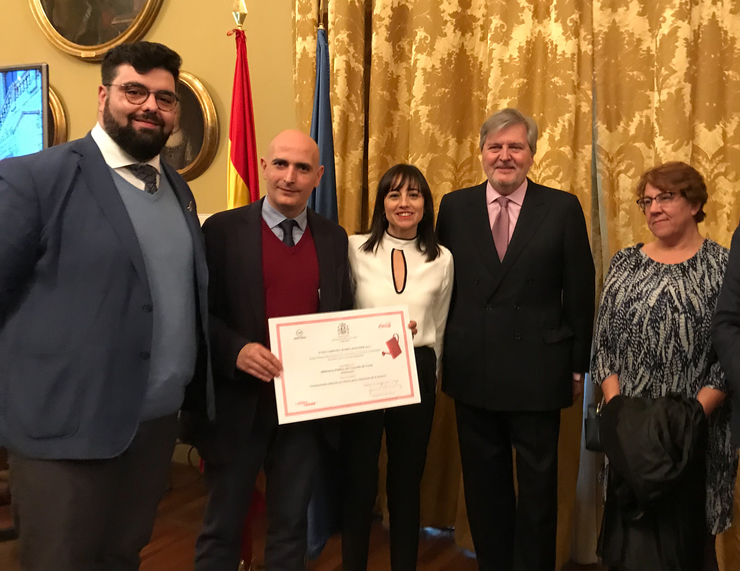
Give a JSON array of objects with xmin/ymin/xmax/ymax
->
[{"xmin": 382, "ymin": 334, "xmax": 402, "ymax": 359}]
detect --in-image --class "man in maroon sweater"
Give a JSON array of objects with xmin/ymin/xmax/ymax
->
[{"xmin": 191, "ymin": 131, "xmax": 353, "ymax": 571}]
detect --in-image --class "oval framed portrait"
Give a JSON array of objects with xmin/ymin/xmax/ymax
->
[
  {"xmin": 48, "ymin": 85, "xmax": 68, "ymax": 147},
  {"xmin": 161, "ymin": 71, "xmax": 219, "ymax": 181},
  {"xmin": 29, "ymin": 0, "xmax": 164, "ymax": 61}
]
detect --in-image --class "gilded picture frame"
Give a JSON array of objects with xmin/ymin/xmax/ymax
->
[
  {"xmin": 29, "ymin": 0, "xmax": 164, "ymax": 61},
  {"xmin": 48, "ymin": 86, "xmax": 68, "ymax": 147},
  {"xmin": 161, "ymin": 71, "xmax": 219, "ymax": 181}
]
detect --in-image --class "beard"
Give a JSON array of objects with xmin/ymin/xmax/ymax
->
[{"xmin": 103, "ymin": 100, "xmax": 170, "ymax": 162}]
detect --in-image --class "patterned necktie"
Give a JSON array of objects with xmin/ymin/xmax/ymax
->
[
  {"xmin": 126, "ymin": 164, "xmax": 159, "ymax": 194},
  {"xmin": 492, "ymin": 196, "xmax": 510, "ymax": 261},
  {"xmin": 278, "ymin": 219, "xmax": 297, "ymax": 247}
]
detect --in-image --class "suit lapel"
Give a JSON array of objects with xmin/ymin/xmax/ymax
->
[
  {"xmin": 308, "ymin": 209, "xmax": 336, "ymax": 312},
  {"xmin": 75, "ymin": 134, "xmax": 149, "ymax": 290},
  {"xmin": 465, "ymin": 183, "xmax": 500, "ymax": 278},
  {"xmin": 240, "ymin": 199, "xmax": 267, "ymax": 336},
  {"xmin": 489, "ymin": 180, "xmax": 550, "ymax": 294}
]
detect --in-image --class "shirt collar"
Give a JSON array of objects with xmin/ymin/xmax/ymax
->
[
  {"xmin": 486, "ymin": 178, "xmax": 528, "ymax": 206},
  {"xmin": 91, "ymin": 122, "xmax": 161, "ymax": 173},
  {"xmin": 261, "ymin": 197, "xmax": 308, "ymax": 230}
]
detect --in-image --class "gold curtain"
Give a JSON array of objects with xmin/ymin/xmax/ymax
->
[
  {"xmin": 295, "ymin": 0, "xmax": 740, "ymax": 568},
  {"xmin": 295, "ymin": 0, "xmax": 594, "ymax": 231},
  {"xmin": 593, "ymin": 0, "xmax": 740, "ymax": 255}
]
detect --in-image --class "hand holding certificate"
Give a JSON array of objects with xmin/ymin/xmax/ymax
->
[{"xmin": 268, "ymin": 306, "xmax": 420, "ymax": 424}]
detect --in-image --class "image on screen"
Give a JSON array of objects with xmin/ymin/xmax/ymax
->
[{"xmin": 0, "ymin": 64, "xmax": 48, "ymax": 160}]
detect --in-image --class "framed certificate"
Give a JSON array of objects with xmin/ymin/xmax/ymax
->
[{"xmin": 268, "ymin": 306, "xmax": 420, "ymax": 424}]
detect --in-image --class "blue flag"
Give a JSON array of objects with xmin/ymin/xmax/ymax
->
[
  {"xmin": 306, "ymin": 29, "xmax": 341, "ymax": 562},
  {"xmin": 308, "ymin": 28, "xmax": 338, "ymax": 222}
]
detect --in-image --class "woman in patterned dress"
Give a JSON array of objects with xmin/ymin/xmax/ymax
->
[{"xmin": 591, "ymin": 162, "xmax": 735, "ymax": 571}]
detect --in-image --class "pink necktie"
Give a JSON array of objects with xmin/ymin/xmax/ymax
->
[{"xmin": 492, "ymin": 196, "xmax": 510, "ymax": 261}]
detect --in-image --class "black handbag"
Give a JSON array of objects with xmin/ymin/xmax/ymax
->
[{"xmin": 584, "ymin": 400, "xmax": 603, "ymax": 452}]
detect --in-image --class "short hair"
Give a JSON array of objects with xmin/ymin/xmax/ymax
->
[
  {"xmin": 636, "ymin": 161, "xmax": 708, "ymax": 223},
  {"xmin": 479, "ymin": 108, "xmax": 538, "ymax": 154},
  {"xmin": 362, "ymin": 164, "xmax": 441, "ymax": 261},
  {"xmin": 101, "ymin": 42, "xmax": 182, "ymax": 86}
]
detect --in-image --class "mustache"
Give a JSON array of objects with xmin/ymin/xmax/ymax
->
[{"xmin": 128, "ymin": 111, "xmax": 164, "ymax": 127}]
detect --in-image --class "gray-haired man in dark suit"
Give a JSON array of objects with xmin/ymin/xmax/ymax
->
[{"xmin": 437, "ymin": 108, "xmax": 595, "ymax": 571}]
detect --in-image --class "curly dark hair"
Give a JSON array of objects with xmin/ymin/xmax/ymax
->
[{"xmin": 101, "ymin": 41, "xmax": 181, "ymax": 85}]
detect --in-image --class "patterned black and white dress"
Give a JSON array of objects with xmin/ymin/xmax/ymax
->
[{"xmin": 591, "ymin": 239, "xmax": 736, "ymax": 534}]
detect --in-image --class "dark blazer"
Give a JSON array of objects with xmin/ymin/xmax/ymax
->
[
  {"xmin": 712, "ymin": 223, "xmax": 740, "ymax": 445},
  {"xmin": 436, "ymin": 179, "xmax": 595, "ymax": 411},
  {"xmin": 0, "ymin": 133, "xmax": 213, "ymax": 460},
  {"xmin": 192, "ymin": 198, "xmax": 353, "ymax": 463}
]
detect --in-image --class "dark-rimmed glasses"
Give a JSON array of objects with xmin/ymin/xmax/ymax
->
[
  {"xmin": 636, "ymin": 191, "xmax": 681, "ymax": 212},
  {"xmin": 105, "ymin": 82, "xmax": 179, "ymax": 111}
]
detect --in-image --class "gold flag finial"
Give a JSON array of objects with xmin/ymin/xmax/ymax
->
[
  {"xmin": 318, "ymin": 0, "xmax": 325, "ymax": 29},
  {"xmin": 232, "ymin": 0, "xmax": 248, "ymax": 29}
]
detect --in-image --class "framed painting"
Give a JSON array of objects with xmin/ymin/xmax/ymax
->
[
  {"xmin": 161, "ymin": 71, "xmax": 219, "ymax": 181},
  {"xmin": 29, "ymin": 0, "xmax": 164, "ymax": 61}
]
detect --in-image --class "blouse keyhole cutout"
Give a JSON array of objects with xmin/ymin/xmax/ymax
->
[{"xmin": 391, "ymin": 249, "xmax": 407, "ymax": 294}]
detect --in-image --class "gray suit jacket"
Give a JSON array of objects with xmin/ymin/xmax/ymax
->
[{"xmin": 0, "ymin": 133, "xmax": 213, "ymax": 460}]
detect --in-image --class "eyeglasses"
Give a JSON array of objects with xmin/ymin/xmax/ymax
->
[
  {"xmin": 105, "ymin": 82, "xmax": 179, "ymax": 111},
  {"xmin": 636, "ymin": 191, "xmax": 681, "ymax": 212}
]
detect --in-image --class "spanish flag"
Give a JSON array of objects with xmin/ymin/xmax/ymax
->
[{"xmin": 227, "ymin": 28, "xmax": 260, "ymax": 209}]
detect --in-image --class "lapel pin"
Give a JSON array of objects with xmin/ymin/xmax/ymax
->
[{"xmin": 187, "ymin": 201, "xmax": 195, "ymax": 212}]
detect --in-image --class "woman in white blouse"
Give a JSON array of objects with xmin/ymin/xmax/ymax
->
[{"xmin": 341, "ymin": 164, "xmax": 454, "ymax": 571}]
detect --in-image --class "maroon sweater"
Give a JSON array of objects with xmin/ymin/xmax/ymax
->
[{"xmin": 262, "ymin": 220, "xmax": 320, "ymax": 335}]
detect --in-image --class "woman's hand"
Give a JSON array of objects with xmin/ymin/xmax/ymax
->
[
  {"xmin": 407, "ymin": 320, "xmax": 418, "ymax": 338},
  {"xmin": 696, "ymin": 387, "xmax": 726, "ymax": 416},
  {"xmin": 601, "ymin": 374, "xmax": 620, "ymax": 403}
]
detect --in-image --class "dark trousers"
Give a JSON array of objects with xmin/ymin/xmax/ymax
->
[
  {"xmin": 341, "ymin": 347, "xmax": 437, "ymax": 571},
  {"xmin": 8, "ymin": 414, "xmax": 178, "ymax": 571},
  {"xmin": 454, "ymin": 402, "xmax": 561, "ymax": 571},
  {"xmin": 195, "ymin": 382, "xmax": 321, "ymax": 571}
]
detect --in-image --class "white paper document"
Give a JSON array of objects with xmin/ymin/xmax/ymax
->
[{"xmin": 268, "ymin": 306, "xmax": 420, "ymax": 424}]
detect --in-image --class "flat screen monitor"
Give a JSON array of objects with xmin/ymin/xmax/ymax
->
[{"xmin": 0, "ymin": 63, "xmax": 49, "ymax": 160}]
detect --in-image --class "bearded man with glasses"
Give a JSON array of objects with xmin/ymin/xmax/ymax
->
[{"xmin": 0, "ymin": 41, "xmax": 213, "ymax": 571}]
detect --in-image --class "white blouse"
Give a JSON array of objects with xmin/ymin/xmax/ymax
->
[{"xmin": 348, "ymin": 232, "xmax": 454, "ymax": 370}]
